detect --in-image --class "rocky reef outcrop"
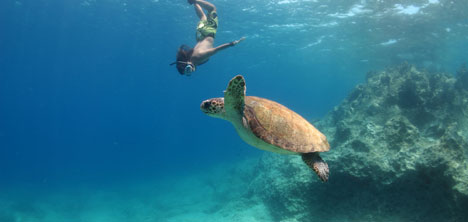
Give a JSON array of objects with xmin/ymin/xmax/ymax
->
[{"xmin": 246, "ymin": 64, "xmax": 468, "ymax": 222}]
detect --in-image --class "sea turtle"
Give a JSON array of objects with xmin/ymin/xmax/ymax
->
[{"xmin": 200, "ymin": 75, "xmax": 330, "ymax": 182}]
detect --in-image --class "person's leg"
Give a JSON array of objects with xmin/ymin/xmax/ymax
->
[
  {"xmin": 195, "ymin": 0, "xmax": 216, "ymax": 13},
  {"xmin": 194, "ymin": 3, "xmax": 207, "ymax": 20}
]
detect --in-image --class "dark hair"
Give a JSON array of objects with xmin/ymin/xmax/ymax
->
[{"xmin": 175, "ymin": 45, "xmax": 194, "ymax": 74}]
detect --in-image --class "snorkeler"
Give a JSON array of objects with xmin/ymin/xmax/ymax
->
[{"xmin": 171, "ymin": 0, "xmax": 245, "ymax": 76}]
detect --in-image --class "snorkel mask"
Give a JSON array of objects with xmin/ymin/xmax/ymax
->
[
  {"xmin": 170, "ymin": 61, "xmax": 195, "ymax": 76},
  {"xmin": 184, "ymin": 63, "xmax": 195, "ymax": 75}
]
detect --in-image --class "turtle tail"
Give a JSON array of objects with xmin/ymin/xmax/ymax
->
[{"xmin": 302, "ymin": 153, "xmax": 329, "ymax": 182}]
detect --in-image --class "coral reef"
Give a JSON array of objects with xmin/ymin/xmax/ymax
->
[{"xmin": 247, "ymin": 64, "xmax": 468, "ymax": 221}]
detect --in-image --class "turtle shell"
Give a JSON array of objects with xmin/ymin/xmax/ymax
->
[{"xmin": 243, "ymin": 96, "xmax": 330, "ymax": 153}]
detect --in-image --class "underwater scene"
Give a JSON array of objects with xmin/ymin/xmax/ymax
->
[{"xmin": 1, "ymin": 0, "xmax": 468, "ymax": 221}]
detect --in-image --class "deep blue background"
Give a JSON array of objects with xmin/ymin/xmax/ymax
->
[{"xmin": 1, "ymin": 0, "xmax": 467, "ymax": 189}]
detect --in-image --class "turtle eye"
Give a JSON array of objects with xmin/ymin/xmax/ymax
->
[{"xmin": 203, "ymin": 101, "xmax": 211, "ymax": 109}]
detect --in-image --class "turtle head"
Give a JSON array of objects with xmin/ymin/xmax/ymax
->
[{"xmin": 200, "ymin": 97, "xmax": 226, "ymax": 119}]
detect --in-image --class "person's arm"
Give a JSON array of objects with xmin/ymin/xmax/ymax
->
[{"xmin": 204, "ymin": 37, "xmax": 245, "ymax": 57}]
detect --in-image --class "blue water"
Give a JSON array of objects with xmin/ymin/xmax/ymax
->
[{"xmin": 1, "ymin": 0, "xmax": 467, "ymax": 221}]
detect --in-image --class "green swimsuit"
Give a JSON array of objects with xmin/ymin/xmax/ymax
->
[{"xmin": 196, "ymin": 11, "xmax": 218, "ymax": 42}]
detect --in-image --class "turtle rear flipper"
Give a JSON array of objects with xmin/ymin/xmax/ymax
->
[
  {"xmin": 224, "ymin": 75, "xmax": 246, "ymax": 119},
  {"xmin": 302, "ymin": 153, "xmax": 329, "ymax": 182}
]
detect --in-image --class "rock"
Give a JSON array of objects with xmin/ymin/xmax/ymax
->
[
  {"xmin": 455, "ymin": 64, "xmax": 468, "ymax": 91},
  {"xmin": 246, "ymin": 64, "xmax": 468, "ymax": 221}
]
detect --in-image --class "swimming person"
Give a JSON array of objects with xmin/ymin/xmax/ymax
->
[{"xmin": 171, "ymin": 0, "xmax": 245, "ymax": 76}]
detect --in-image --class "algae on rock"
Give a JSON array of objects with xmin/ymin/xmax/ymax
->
[{"xmin": 322, "ymin": 63, "xmax": 468, "ymax": 193}]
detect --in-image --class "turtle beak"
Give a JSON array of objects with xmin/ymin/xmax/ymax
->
[{"xmin": 200, "ymin": 100, "xmax": 211, "ymax": 113}]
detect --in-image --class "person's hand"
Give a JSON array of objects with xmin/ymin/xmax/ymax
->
[
  {"xmin": 188, "ymin": 0, "xmax": 196, "ymax": 5},
  {"xmin": 231, "ymin": 37, "xmax": 246, "ymax": 46}
]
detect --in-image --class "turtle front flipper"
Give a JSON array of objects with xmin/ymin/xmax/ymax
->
[
  {"xmin": 302, "ymin": 153, "xmax": 329, "ymax": 182},
  {"xmin": 224, "ymin": 75, "xmax": 246, "ymax": 119}
]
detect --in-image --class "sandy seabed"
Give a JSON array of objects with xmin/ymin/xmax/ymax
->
[{"xmin": 0, "ymin": 159, "xmax": 272, "ymax": 222}]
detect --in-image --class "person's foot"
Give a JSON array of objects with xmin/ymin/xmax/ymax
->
[{"xmin": 188, "ymin": 0, "xmax": 196, "ymax": 5}]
